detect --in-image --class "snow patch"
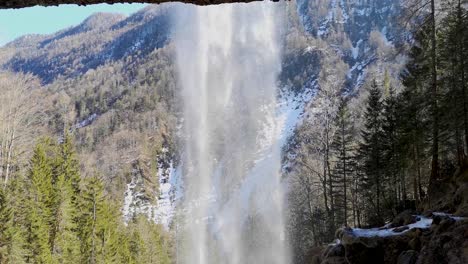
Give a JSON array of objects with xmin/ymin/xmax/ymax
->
[
  {"xmin": 352, "ymin": 39, "xmax": 363, "ymax": 60},
  {"xmin": 318, "ymin": 0, "xmax": 337, "ymax": 37},
  {"xmin": 122, "ymin": 148, "xmax": 181, "ymax": 229},
  {"xmin": 352, "ymin": 216, "xmax": 432, "ymax": 237},
  {"xmin": 351, "ymin": 212, "xmax": 467, "ymax": 238},
  {"xmin": 75, "ymin": 113, "xmax": 98, "ymax": 129}
]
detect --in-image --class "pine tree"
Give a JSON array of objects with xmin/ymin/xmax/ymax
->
[
  {"xmin": 56, "ymin": 131, "xmax": 81, "ymax": 201},
  {"xmin": 400, "ymin": 27, "xmax": 432, "ymax": 205},
  {"xmin": 437, "ymin": 3, "xmax": 468, "ymax": 168},
  {"xmin": 357, "ymin": 80, "xmax": 385, "ymax": 226},
  {"xmin": 7, "ymin": 177, "xmax": 29, "ymax": 264},
  {"xmin": 50, "ymin": 131, "xmax": 81, "ymax": 262},
  {"xmin": 381, "ymin": 83, "xmax": 401, "ymax": 213},
  {"xmin": 331, "ymin": 98, "xmax": 355, "ymax": 227},
  {"xmin": 24, "ymin": 140, "xmax": 56, "ymax": 263},
  {"xmin": 429, "ymin": 0, "xmax": 440, "ymax": 183},
  {"xmin": 0, "ymin": 188, "xmax": 12, "ymax": 263},
  {"xmin": 76, "ymin": 176, "xmax": 104, "ymax": 264},
  {"xmin": 51, "ymin": 173, "xmax": 80, "ymax": 263},
  {"xmin": 96, "ymin": 201, "xmax": 126, "ymax": 264}
]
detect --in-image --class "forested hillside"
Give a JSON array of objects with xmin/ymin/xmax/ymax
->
[
  {"xmin": 0, "ymin": 5, "xmax": 179, "ymax": 262},
  {"xmin": 0, "ymin": 5, "xmax": 178, "ymax": 202},
  {"xmin": 0, "ymin": 0, "xmax": 467, "ymax": 263},
  {"xmin": 287, "ymin": 0, "xmax": 468, "ymax": 263}
]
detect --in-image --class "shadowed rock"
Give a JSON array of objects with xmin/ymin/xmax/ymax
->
[{"xmin": 0, "ymin": 0, "xmax": 267, "ymax": 9}]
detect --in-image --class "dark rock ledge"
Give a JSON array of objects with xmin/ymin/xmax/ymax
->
[
  {"xmin": 0, "ymin": 0, "xmax": 267, "ymax": 9},
  {"xmin": 312, "ymin": 212, "xmax": 468, "ymax": 264}
]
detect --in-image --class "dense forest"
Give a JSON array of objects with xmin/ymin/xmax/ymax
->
[
  {"xmin": 288, "ymin": 0, "xmax": 468, "ymax": 262},
  {"xmin": 0, "ymin": 0, "xmax": 467, "ymax": 263},
  {"xmin": 0, "ymin": 133, "xmax": 173, "ymax": 263}
]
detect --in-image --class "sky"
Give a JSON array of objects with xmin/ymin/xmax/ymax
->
[{"xmin": 0, "ymin": 3, "xmax": 147, "ymax": 46}]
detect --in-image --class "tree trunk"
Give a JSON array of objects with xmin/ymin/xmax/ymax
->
[
  {"xmin": 91, "ymin": 192, "xmax": 97, "ymax": 264},
  {"xmin": 413, "ymin": 143, "xmax": 419, "ymax": 204},
  {"xmin": 430, "ymin": 0, "xmax": 439, "ymax": 184},
  {"xmin": 342, "ymin": 121, "xmax": 348, "ymax": 226},
  {"xmin": 322, "ymin": 159, "xmax": 329, "ymax": 214},
  {"xmin": 4, "ymin": 128, "xmax": 15, "ymax": 189},
  {"xmin": 325, "ymin": 129, "xmax": 335, "ymax": 233},
  {"xmin": 459, "ymin": 0, "xmax": 468, "ymax": 156}
]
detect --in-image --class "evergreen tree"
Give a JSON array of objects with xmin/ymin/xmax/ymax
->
[
  {"xmin": 51, "ymin": 173, "xmax": 80, "ymax": 263},
  {"xmin": 95, "ymin": 201, "xmax": 126, "ymax": 263},
  {"xmin": 51, "ymin": 131, "xmax": 81, "ymax": 262},
  {"xmin": 381, "ymin": 83, "xmax": 401, "ymax": 213},
  {"xmin": 0, "ymin": 188, "xmax": 12, "ymax": 263},
  {"xmin": 437, "ymin": 3, "xmax": 468, "ymax": 168},
  {"xmin": 331, "ymin": 98, "xmax": 355, "ymax": 227},
  {"xmin": 7, "ymin": 177, "xmax": 29, "ymax": 264},
  {"xmin": 24, "ymin": 140, "xmax": 56, "ymax": 263},
  {"xmin": 400, "ymin": 28, "xmax": 432, "ymax": 205},
  {"xmin": 56, "ymin": 131, "xmax": 81, "ymax": 201},
  {"xmin": 76, "ymin": 176, "xmax": 103, "ymax": 264},
  {"xmin": 357, "ymin": 80, "xmax": 385, "ymax": 225}
]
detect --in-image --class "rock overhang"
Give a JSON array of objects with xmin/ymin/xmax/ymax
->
[{"xmin": 0, "ymin": 0, "xmax": 275, "ymax": 8}]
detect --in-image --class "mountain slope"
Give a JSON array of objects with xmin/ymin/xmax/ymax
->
[{"xmin": 0, "ymin": 0, "xmax": 405, "ymax": 239}]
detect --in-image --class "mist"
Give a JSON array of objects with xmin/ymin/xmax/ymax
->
[{"xmin": 173, "ymin": 2, "xmax": 289, "ymax": 263}]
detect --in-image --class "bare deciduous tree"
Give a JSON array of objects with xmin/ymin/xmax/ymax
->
[{"xmin": 0, "ymin": 73, "xmax": 44, "ymax": 188}]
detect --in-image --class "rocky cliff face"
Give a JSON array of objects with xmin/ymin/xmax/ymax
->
[
  {"xmin": 424, "ymin": 168, "xmax": 468, "ymax": 217},
  {"xmin": 295, "ymin": 0, "xmax": 404, "ymax": 92}
]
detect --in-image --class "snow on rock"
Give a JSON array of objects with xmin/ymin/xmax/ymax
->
[
  {"xmin": 277, "ymin": 86, "xmax": 314, "ymax": 146},
  {"xmin": 351, "ymin": 39, "xmax": 362, "ymax": 60},
  {"xmin": 177, "ymin": 86, "xmax": 315, "ymax": 229},
  {"xmin": 350, "ymin": 212, "xmax": 467, "ymax": 238},
  {"xmin": 352, "ymin": 216, "xmax": 432, "ymax": 238},
  {"xmin": 75, "ymin": 113, "xmax": 98, "ymax": 129},
  {"xmin": 210, "ymin": 86, "xmax": 315, "ymax": 232},
  {"xmin": 318, "ymin": 0, "xmax": 338, "ymax": 37},
  {"xmin": 339, "ymin": 0, "xmax": 349, "ymax": 23},
  {"xmin": 432, "ymin": 212, "xmax": 466, "ymax": 221},
  {"xmin": 122, "ymin": 148, "xmax": 181, "ymax": 229}
]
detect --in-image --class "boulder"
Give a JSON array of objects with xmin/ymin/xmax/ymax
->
[
  {"xmin": 416, "ymin": 220, "xmax": 468, "ymax": 264},
  {"xmin": 318, "ymin": 166, "xmax": 468, "ymax": 264},
  {"xmin": 323, "ymin": 244, "xmax": 345, "ymax": 258},
  {"xmin": 344, "ymin": 240, "xmax": 384, "ymax": 264},
  {"xmin": 397, "ymin": 250, "xmax": 418, "ymax": 264},
  {"xmin": 391, "ymin": 210, "xmax": 417, "ymax": 228},
  {"xmin": 394, "ymin": 226, "xmax": 410, "ymax": 233}
]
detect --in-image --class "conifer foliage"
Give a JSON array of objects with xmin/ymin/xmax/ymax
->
[
  {"xmin": 0, "ymin": 134, "xmax": 173, "ymax": 263},
  {"xmin": 289, "ymin": 2, "xmax": 468, "ymax": 253}
]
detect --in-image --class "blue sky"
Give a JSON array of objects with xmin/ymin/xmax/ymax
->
[{"xmin": 0, "ymin": 3, "xmax": 147, "ymax": 46}]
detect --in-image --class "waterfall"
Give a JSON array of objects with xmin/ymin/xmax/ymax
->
[{"xmin": 173, "ymin": 2, "xmax": 288, "ymax": 263}]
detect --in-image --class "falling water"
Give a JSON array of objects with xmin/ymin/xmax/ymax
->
[{"xmin": 174, "ymin": 2, "xmax": 288, "ymax": 263}]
